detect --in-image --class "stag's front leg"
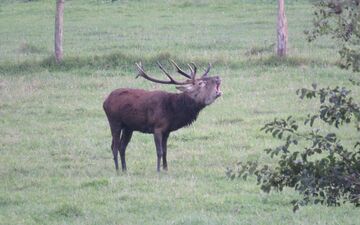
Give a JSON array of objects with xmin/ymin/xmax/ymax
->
[
  {"xmin": 162, "ymin": 132, "xmax": 169, "ymax": 171},
  {"xmin": 153, "ymin": 131, "xmax": 163, "ymax": 172}
]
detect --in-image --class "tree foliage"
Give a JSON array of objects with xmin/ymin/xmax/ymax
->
[
  {"xmin": 305, "ymin": 0, "xmax": 360, "ymax": 71},
  {"xmin": 227, "ymin": 82, "xmax": 360, "ymax": 212}
]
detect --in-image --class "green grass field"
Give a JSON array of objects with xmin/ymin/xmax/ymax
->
[{"xmin": 0, "ymin": 0, "xmax": 359, "ymax": 224}]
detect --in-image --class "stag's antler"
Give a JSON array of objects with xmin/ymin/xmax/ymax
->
[
  {"xmin": 169, "ymin": 60, "xmax": 211, "ymax": 78},
  {"xmin": 169, "ymin": 60, "xmax": 193, "ymax": 79},
  {"xmin": 202, "ymin": 63, "xmax": 211, "ymax": 77},
  {"xmin": 136, "ymin": 61, "xmax": 197, "ymax": 85}
]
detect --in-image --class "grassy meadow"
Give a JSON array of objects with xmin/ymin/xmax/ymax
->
[{"xmin": 0, "ymin": 0, "xmax": 359, "ymax": 224}]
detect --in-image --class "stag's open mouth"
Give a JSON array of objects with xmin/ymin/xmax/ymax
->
[{"xmin": 215, "ymin": 82, "xmax": 222, "ymax": 97}]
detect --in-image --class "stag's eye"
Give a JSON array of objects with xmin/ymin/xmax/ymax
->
[{"xmin": 198, "ymin": 81, "xmax": 206, "ymax": 87}]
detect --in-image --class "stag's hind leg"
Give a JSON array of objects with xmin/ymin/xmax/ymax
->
[
  {"xmin": 119, "ymin": 128, "xmax": 133, "ymax": 172},
  {"xmin": 110, "ymin": 124, "xmax": 122, "ymax": 171}
]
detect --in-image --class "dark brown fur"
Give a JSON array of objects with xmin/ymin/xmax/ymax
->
[
  {"xmin": 104, "ymin": 89, "xmax": 205, "ymax": 134},
  {"xmin": 103, "ymin": 88, "xmax": 206, "ymax": 172},
  {"xmin": 104, "ymin": 62, "xmax": 221, "ymax": 172}
]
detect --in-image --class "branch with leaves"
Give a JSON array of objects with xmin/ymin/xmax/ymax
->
[
  {"xmin": 227, "ymin": 81, "xmax": 360, "ymax": 212},
  {"xmin": 305, "ymin": 0, "xmax": 360, "ymax": 71}
]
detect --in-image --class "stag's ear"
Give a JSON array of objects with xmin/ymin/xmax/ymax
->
[{"xmin": 176, "ymin": 84, "xmax": 193, "ymax": 92}]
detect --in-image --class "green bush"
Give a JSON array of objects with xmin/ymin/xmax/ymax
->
[
  {"xmin": 227, "ymin": 81, "xmax": 360, "ymax": 212},
  {"xmin": 305, "ymin": 0, "xmax": 360, "ymax": 71}
]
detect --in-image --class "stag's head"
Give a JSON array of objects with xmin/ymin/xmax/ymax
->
[{"xmin": 136, "ymin": 60, "xmax": 222, "ymax": 106}]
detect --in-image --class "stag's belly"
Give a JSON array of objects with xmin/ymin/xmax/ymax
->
[
  {"xmin": 115, "ymin": 104, "xmax": 165, "ymax": 134},
  {"xmin": 122, "ymin": 120, "xmax": 155, "ymax": 133}
]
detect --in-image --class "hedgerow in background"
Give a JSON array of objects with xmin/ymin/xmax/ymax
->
[
  {"xmin": 305, "ymin": 0, "xmax": 360, "ymax": 71},
  {"xmin": 227, "ymin": 82, "xmax": 360, "ymax": 211}
]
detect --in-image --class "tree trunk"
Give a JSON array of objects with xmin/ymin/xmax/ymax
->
[
  {"xmin": 277, "ymin": 0, "xmax": 288, "ymax": 57},
  {"xmin": 55, "ymin": 0, "xmax": 64, "ymax": 64}
]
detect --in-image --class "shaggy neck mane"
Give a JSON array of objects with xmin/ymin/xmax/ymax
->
[{"xmin": 167, "ymin": 93, "xmax": 206, "ymax": 131}]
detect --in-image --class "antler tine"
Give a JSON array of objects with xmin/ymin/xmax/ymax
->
[
  {"xmin": 187, "ymin": 63, "xmax": 197, "ymax": 83},
  {"xmin": 169, "ymin": 59, "xmax": 192, "ymax": 79},
  {"xmin": 187, "ymin": 64, "xmax": 194, "ymax": 75},
  {"xmin": 190, "ymin": 62, "xmax": 197, "ymax": 77},
  {"xmin": 202, "ymin": 63, "xmax": 211, "ymax": 77},
  {"xmin": 135, "ymin": 62, "xmax": 191, "ymax": 85},
  {"xmin": 156, "ymin": 61, "xmax": 176, "ymax": 82},
  {"xmin": 135, "ymin": 62, "xmax": 145, "ymax": 79}
]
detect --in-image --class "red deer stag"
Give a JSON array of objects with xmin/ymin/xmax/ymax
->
[{"xmin": 103, "ymin": 60, "xmax": 222, "ymax": 172}]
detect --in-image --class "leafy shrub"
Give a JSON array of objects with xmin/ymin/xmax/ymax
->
[
  {"xmin": 227, "ymin": 81, "xmax": 360, "ymax": 212},
  {"xmin": 305, "ymin": 0, "xmax": 360, "ymax": 71}
]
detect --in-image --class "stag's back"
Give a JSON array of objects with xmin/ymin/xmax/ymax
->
[{"xmin": 103, "ymin": 88, "xmax": 171, "ymax": 133}]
